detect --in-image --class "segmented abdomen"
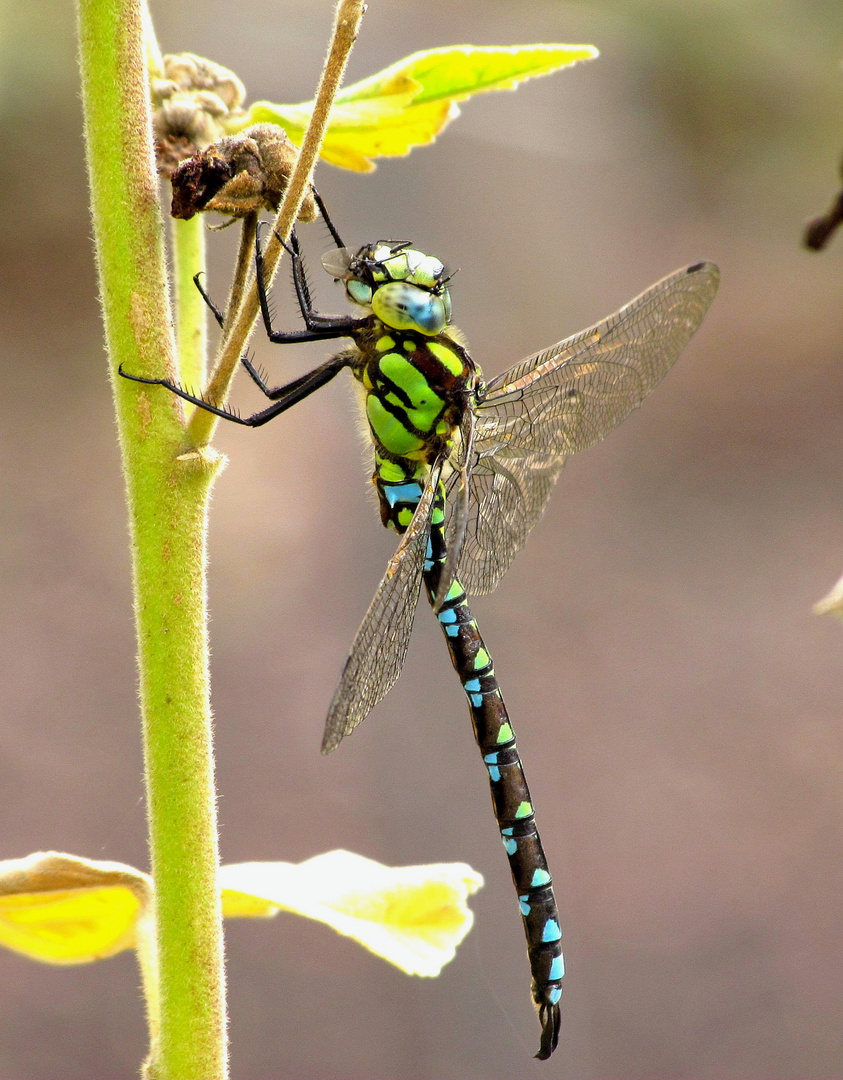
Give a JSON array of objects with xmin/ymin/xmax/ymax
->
[{"xmin": 379, "ymin": 473, "xmax": 564, "ymax": 1060}]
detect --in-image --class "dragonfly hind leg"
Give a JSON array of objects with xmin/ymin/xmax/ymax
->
[{"xmin": 118, "ymin": 349, "xmax": 350, "ymax": 427}]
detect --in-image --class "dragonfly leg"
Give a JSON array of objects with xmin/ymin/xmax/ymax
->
[
  {"xmin": 239, "ymin": 351, "xmax": 349, "ymax": 404},
  {"xmin": 255, "ymin": 223, "xmax": 359, "ymax": 344},
  {"xmin": 187, "ymin": 232, "xmax": 323, "ymax": 338},
  {"xmin": 119, "ymin": 351, "xmax": 349, "ymax": 426},
  {"xmin": 312, "ymin": 186, "xmax": 345, "ymax": 250},
  {"xmin": 117, "ymin": 365, "xmax": 256, "ymax": 426},
  {"xmin": 192, "ymin": 271, "xmax": 226, "ymax": 328}
]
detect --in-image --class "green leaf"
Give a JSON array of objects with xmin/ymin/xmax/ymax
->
[
  {"xmin": 333, "ymin": 43, "xmax": 599, "ymax": 106},
  {"xmin": 240, "ymin": 43, "xmax": 598, "ymax": 172}
]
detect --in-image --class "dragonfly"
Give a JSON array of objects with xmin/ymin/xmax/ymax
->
[{"xmin": 121, "ymin": 220, "xmax": 718, "ymax": 1059}]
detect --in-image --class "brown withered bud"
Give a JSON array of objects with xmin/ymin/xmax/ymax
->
[
  {"xmin": 152, "ymin": 53, "xmax": 247, "ymax": 176},
  {"xmin": 170, "ymin": 123, "xmax": 317, "ymax": 224},
  {"xmin": 803, "ymin": 153, "xmax": 843, "ymax": 251},
  {"xmin": 804, "ymin": 187, "xmax": 843, "ymax": 250}
]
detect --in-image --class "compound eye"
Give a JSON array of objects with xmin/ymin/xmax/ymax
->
[
  {"xmin": 371, "ymin": 281, "xmax": 448, "ymax": 336},
  {"xmin": 405, "ymin": 251, "xmax": 445, "ymax": 289}
]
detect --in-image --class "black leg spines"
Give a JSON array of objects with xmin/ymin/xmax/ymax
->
[
  {"xmin": 301, "ymin": 261, "xmax": 316, "ymax": 304},
  {"xmin": 192, "ymin": 271, "xmax": 225, "ymax": 328},
  {"xmin": 241, "ymin": 354, "xmax": 272, "ymax": 393},
  {"xmin": 295, "ymin": 259, "xmax": 316, "ymax": 315},
  {"xmin": 312, "ymin": 187, "xmax": 345, "ymax": 250},
  {"xmin": 271, "ymin": 225, "xmax": 300, "ymax": 261}
]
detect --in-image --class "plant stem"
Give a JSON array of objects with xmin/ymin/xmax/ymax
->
[
  {"xmin": 223, "ymin": 212, "xmax": 259, "ymax": 338},
  {"xmin": 171, "ymin": 215, "xmax": 208, "ymax": 389},
  {"xmin": 77, "ymin": 1, "xmax": 227, "ymax": 1077},
  {"xmin": 189, "ymin": 0, "xmax": 366, "ymax": 446}
]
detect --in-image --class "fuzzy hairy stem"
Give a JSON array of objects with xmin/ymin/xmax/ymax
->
[{"xmin": 77, "ymin": 1, "xmax": 227, "ymax": 1077}]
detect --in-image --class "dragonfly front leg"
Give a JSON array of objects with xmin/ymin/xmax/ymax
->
[
  {"xmin": 255, "ymin": 225, "xmax": 361, "ymax": 344},
  {"xmin": 311, "ymin": 187, "xmax": 346, "ymax": 251},
  {"xmin": 191, "ymin": 225, "xmax": 361, "ymax": 346}
]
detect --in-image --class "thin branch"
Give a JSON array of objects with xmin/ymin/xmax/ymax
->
[
  {"xmin": 171, "ymin": 215, "xmax": 208, "ymax": 389},
  {"xmin": 223, "ymin": 211, "xmax": 259, "ymax": 337},
  {"xmin": 189, "ymin": 0, "xmax": 366, "ymax": 446}
]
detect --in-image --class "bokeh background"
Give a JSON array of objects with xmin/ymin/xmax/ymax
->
[{"xmin": 3, "ymin": 1, "xmax": 843, "ymax": 1077}]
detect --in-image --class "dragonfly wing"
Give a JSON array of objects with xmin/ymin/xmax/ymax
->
[
  {"xmin": 458, "ymin": 261, "xmax": 719, "ymax": 595},
  {"xmin": 321, "ymin": 458, "xmax": 444, "ymax": 753}
]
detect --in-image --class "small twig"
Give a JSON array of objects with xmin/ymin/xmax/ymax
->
[
  {"xmin": 803, "ymin": 153, "xmax": 843, "ymax": 251},
  {"xmin": 804, "ymin": 186, "xmax": 843, "ymax": 251},
  {"xmin": 222, "ymin": 212, "xmax": 259, "ymax": 336},
  {"xmin": 189, "ymin": 0, "xmax": 366, "ymax": 446}
]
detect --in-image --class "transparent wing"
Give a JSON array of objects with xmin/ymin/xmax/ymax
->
[
  {"xmin": 321, "ymin": 459, "xmax": 443, "ymax": 753},
  {"xmin": 457, "ymin": 261, "xmax": 719, "ymax": 595}
]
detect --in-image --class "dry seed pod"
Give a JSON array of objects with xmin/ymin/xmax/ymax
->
[
  {"xmin": 170, "ymin": 123, "xmax": 317, "ymax": 223},
  {"xmin": 152, "ymin": 53, "xmax": 247, "ymax": 176}
]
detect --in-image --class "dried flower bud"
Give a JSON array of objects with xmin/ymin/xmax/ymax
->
[
  {"xmin": 170, "ymin": 123, "xmax": 317, "ymax": 223},
  {"xmin": 803, "ymin": 152, "xmax": 843, "ymax": 252},
  {"xmin": 152, "ymin": 53, "xmax": 247, "ymax": 176}
]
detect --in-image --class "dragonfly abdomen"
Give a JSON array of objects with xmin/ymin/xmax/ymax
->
[{"xmin": 423, "ymin": 510, "xmax": 564, "ymax": 1060}]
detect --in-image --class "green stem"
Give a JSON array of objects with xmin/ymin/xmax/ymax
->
[
  {"xmin": 171, "ymin": 215, "xmax": 208, "ymax": 389},
  {"xmin": 76, "ymin": 2, "xmax": 227, "ymax": 1078}
]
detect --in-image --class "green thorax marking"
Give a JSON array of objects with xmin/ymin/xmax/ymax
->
[
  {"xmin": 331, "ymin": 240, "xmax": 483, "ymax": 521},
  {"xmin": 351, "ymin": 322, "xmax": 475, "ymax": 463}
]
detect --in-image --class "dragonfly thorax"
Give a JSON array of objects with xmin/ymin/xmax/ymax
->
[
  {"xmin": 353, "ymin": 322, "xmax": 474, "ymax": 465},
  {"xmin": 322, "ymin": 241, "xmax": 453, "ymax": 336}
]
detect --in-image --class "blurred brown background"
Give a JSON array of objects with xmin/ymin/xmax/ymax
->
[{"xmin": 2, "ymin": 1, "xmax": 843, "ymax": 1077}]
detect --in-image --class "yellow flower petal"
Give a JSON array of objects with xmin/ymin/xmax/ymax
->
[
  {"xmin": 0, "ymin": 853, "xmax": 151, "ymax": 964},
  {"xmin": 221, "ymin": 850, "xmax": 483, "ymax": 976}
]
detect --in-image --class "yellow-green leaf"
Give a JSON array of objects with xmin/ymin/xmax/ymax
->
[
  {"xmin": 333, "ymin": 43, "xmax": 599, "ymax": 107},
  {"xmin": 221, "ymin": 850, "xmax": 483, "ymax": 976},
  {"xmin": 0, "ymin": 853, "xmax": 150, "ymax": 964},
  {"xmin": 247, "ymin": 98, "xmax": 457, "ymax": 172},
  {"xmin": 0, "ymin": 850, "xmax": 482, "ymax": 978},
  {"xmin": 240, "ymin": 43, "xmax": 598, "ymax": 172}
]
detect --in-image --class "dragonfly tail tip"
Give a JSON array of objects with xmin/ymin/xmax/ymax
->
[{"xmin": 534, "ymin": 1002, "xmax": 561, "ymax": 1061}]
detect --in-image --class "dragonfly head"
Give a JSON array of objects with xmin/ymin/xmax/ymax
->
[{"xmin": 321, "ymin": 241, "xmax": 453, "ymax": 336}]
